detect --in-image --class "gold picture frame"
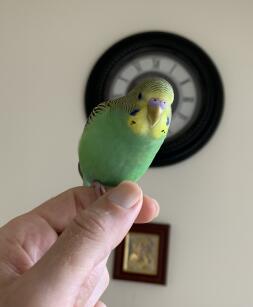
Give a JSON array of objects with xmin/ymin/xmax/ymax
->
[{"xmin": 113, "ymin": 223, "xmax": 170, "ymax": 284}]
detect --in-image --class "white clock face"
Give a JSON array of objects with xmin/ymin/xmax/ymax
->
[
  {"xmin": 85, "ymin": 32, "xmax": 224, "ymax": 166},
  {"xmin": 106, "ymin": 53, "xmax": 201, "ymax": 140}
]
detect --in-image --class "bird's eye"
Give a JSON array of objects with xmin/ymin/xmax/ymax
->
[
  {"xmin": 138, "ymin": 92, "xmax": 142, "ymax": 100},
  {"xmin": 130, "ymin": 109, "xmax": 140, "ymax": 116}
]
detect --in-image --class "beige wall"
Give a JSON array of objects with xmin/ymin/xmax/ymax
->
[{"xmin": 0, "ymin": 0, "xmax": 253, "ymax": 306}]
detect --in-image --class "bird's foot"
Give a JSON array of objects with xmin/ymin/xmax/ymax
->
[{"xmin": 92, "ymin": 181, "xmax": 106, "ymax": 198}]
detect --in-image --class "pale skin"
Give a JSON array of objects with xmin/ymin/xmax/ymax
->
[{"xmin": 0, "ymin": 181, "xmax": 159, "ymax": 307}]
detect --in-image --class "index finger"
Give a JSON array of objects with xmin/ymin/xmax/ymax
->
[{"xmin": 33, "ymin": 186, "xmax": 159, "ymax": 233}]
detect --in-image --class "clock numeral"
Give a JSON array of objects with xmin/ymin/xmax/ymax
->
[
  {"xmin": 183, "ymin": 97, "xmax": 194, "ymax": 103},
  {"xmin": 180, "ymin": 78, "xmax": 191, "ymax": 86},
  {"xmin": 152, "ymin": 57, "xmax": 160, "ymax": 69},
  {"xmin": 133, "ymin": 62, "xmax": 142, "ymax": 73},
  {"xmin": 118, "ymin": 76, "xmax": 130, "ymax": 83},
  {"xmin": 168, "ymin": 63, "xmax": 177, "ymax": 75},
  {"xmin": 168, "ymin": 128, "xmax": 174, "ymax": 135},
  {"xmin": 178, "ymin": 112, "xmax": 189, "ymax": 121}
]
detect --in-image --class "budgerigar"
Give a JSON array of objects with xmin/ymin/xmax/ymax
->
[{"xmin": 78, "ymin": 78, "xmax": 174, "ymax": 193}]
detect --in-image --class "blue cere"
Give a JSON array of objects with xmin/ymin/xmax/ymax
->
[{"xmin": 130, "ymin": 109, "xmax": 140, "ymax": 116}]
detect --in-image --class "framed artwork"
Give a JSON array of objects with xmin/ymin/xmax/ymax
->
[{"xmin": 113, "ymin": 223, "xmax": 170, "ymax": 285}]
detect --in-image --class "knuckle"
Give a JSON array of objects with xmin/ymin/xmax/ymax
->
[
  {"xmin": 73, "ymin": 208, "xmax": 109, "ymax": 243},
  {"xmin": 68, "ymin": 188, "xmax": 86, "ymax": 211}
]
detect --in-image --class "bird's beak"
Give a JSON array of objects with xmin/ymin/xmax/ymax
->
[{"xmin": 147, "ymin": 100, "xmax": 163, "ymax": 127}]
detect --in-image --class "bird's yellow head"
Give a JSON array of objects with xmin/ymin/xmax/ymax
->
[{"xmin": 127, "ymin": 78, "xmax": 174, "ymax": 139}]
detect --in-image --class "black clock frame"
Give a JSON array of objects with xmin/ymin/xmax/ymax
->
[{"xmin": 84, "ymin": 31, "xmax": 224, "ymax": 166}]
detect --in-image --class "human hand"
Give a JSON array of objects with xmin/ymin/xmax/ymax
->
[{"xmin": 0, "ymin": 181, "xmax": 159, "ymax": 307}]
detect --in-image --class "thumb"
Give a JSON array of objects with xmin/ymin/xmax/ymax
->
[{"xmin": 18, "ymin": 181, "xmax": 142, "ymax": 300}]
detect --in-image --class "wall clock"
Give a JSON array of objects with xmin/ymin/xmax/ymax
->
[{"xmin": 84, "ymin": 32, "xmax": 224, "ymax": 166}]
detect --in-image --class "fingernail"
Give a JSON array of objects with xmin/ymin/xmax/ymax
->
[
  {"xmin": 108, "ymin": 181, "xmax": 141, "ymax": 209},
  {"xmin": 152, "ymin": 198, "xmax": 160, "ymax": 217}
]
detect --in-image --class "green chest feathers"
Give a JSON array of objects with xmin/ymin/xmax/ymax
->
[
  {"xmin": 79, "ymin": 77, "xmax": 174, "ymax": 187},
  {"xmin": 79, "ymin": 109, "xmax": 165, "ymax": 187}
]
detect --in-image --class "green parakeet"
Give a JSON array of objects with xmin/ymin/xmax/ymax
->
[{"xmin": 78, "ymin": 78, "xmax": 174, "ymax": 189}]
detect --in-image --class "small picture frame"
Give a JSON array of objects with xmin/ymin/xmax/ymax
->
[{"xmin": 113, "ymin": 223, "xmax": 170, "ymax": 285}]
